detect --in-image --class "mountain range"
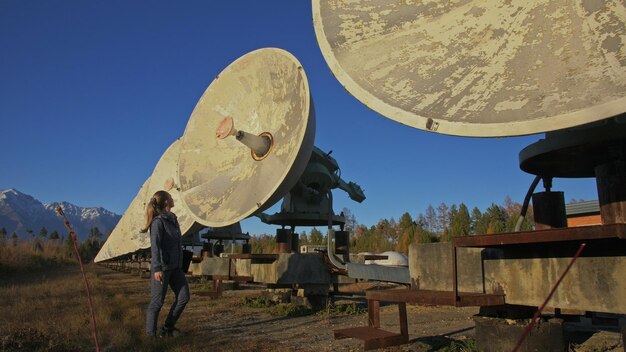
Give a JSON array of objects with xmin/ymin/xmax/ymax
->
[{"xmin": 0, "ymin": 189, "xmax": 121, "ymax": 241}]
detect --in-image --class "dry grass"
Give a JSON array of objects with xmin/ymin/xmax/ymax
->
[
  {"xmin": 0, "ymin": 263, "xmax": 202, "ymax": 352},
  {"xmin": 0, "ymin": 250, "xmax": 285, "ymax": 352},
  {"xmin": 0, "ymin": 241, "xmax": 72, "ymax": 273}
]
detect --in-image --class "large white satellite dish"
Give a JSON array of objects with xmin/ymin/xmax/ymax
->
[
  {"xmin": 95, "ymin": 140, "xmax": 201, "ymax": 262},
  {"xmin": 178, "ymin": 48, "xmax": 316, "ymax": 228},
  {"xmin": 313, "ymin": 0, "xmax": 626, "ymax": 137}
]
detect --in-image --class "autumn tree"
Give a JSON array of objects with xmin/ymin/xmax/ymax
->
[
  {"xmin": 436, "ymin": 202, "xmax": 449, "ymax": 234},
  {"xmin": 299, "ymin": 230, "xmax": 309, "ymax": 246},
  {"xmin": 414, "ymin": 226, "xmax": 433, "ymax": 244},
  {"xmin": 502, "ymin": 196, "xmax": 534, "ymax": 232},
  {"xmin": 425, "ymin": 205, "xmax": 437, "ymax": 233},
  {"xmin": 395, "ymin": 212, "xmax": 415, "ymax": 253},
  {"xmin": 350, "ymin": 224, "xmax": 372, "ymax": 253},
  {"xmin": 372, "ymin": 219, "xmax": 396, "ymax": 252},
  {"xmin": 341, "ymin": 207, "xmax": 357, "ymax": 233}
]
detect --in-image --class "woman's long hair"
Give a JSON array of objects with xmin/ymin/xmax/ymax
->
[{"xmin": 140, "ymin": 190, "xmax": 171, "ymax": 233}]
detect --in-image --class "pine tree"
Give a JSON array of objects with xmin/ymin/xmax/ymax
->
[
  {"xmin": 10, "ymin": 232, "xmax": 18, "ymax": 246},
  {"xmin": 39, "ymin": 227, "xmax": 48, "ymax": 239},
  {"xmin": 470, "ymin": 207, "xmax": 484, "ymax": 235},
  {"xmin": 88, "ymin": 227, "xmax": 103, "ymax": 249},
  {"xmin": 0, "ymin": 227, "xmax": 6, "ymax": 245},
  {"xmin": 309, "ymin": 228, "xmax": 324, "ymax": 245},
  {"xmin": 484, "ymin": 203, "xmax": 507, "ymax": 234},
  {"xmin": 64, "ymin": 233, "xmax": 75, "ymax": 258},
  {"xmin": 449, "ymin": 203, "xmax": 471, "ymax": 238},
  {"xmin": 49, "ymin": 230, "xmax": 60, "ymax": 240},
  {"xmin": 457, "ymin": 203, "xmax": 471, "ymax": 235}
]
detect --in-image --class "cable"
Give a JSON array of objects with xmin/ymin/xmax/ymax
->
[{"xmin": 515, "ymin": 176, "xmax": 541, "ymax": 232}]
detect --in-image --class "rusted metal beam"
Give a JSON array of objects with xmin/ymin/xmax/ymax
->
[
  {"xmin": 454, "ymin": 224, "xmax": 626, "ymax": 248},
  {"xmin": 398, "ymin": 302, "xmax": 408, "ymax": 337},
  {"xmin": 365, "ymin": 289, "xmax": 505, "ymax": 307},
  {"xmin": 368, "ymin": 300, "xmax": 380, "ymax": 328}
]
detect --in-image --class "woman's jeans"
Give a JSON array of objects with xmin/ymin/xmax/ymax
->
[{"xmin": 146, "ymin": 268, "xmax": 190, "ymax": 336}]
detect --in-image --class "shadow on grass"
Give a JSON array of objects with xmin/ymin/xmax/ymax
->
[
  {"xmin": 408, "ymin": 327, "xmax": 477, "ymax": 352},
  {"xmin": 0, "ymin": 261, "xmax": 76, "ymax": 286}
]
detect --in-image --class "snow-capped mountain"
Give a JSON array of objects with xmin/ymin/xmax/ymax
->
[{"xmin": 0, "ymin": 189, "xmax": 120, "ymax": 241}]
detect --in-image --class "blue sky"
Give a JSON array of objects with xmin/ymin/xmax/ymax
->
[{"xmin": 0, "ymin": 1, "xmax": 598, "ymax": 236}]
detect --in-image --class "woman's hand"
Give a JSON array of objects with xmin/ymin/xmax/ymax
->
[{"xmin": 154, "ymin": 271, "xmax": 163, "ymax": 282}]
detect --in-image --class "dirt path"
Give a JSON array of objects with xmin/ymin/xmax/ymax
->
[{"xmin": 180, "ymin": 289, "xmax": 479, "ymax": 352}]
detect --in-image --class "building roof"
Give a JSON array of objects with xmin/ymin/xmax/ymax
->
[{"xmin": 565, "ymin": 200, "xmax": 600, "ymax": 216}]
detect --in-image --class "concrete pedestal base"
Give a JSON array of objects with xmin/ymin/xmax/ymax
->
[{"xmin": 474, "ymin": 315, "xmax": 564, "ymax": 352}]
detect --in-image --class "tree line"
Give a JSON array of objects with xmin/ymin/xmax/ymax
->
[
  {"xmin": 248, "ymin": 196, "xmax": 534, "ymax": 254},
  {"xmin": 0, "ymin": 226, "xmax": 107, "ymax": 262}
]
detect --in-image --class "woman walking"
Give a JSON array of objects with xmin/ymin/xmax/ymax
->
[{"xmin": 141, "ymin": 190, "xmax": 190, "ymax": 337}]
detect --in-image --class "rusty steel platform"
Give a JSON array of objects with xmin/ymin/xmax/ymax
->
[
  {"xmin": 334, "ymin": 224, "xmax": 626, "ymax": 350},
  {"xmin": 453, "ymin": 223, "xmax": 626, "ymax": 248},
  {"xmin": 365, "ymin": 289, "xmax": 505, "ymax": 307},
  {"xmin": 334, "ymin": 288, "xmax": 504, "ymax": 350}
]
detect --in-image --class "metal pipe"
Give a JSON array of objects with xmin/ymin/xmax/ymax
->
[
  {"xmin": 515, "ymin": 175, "xmax": 541, "ymax": 232},
  {"xmin": 235, "ymin": 130, "xmax": 271, "ymax": 157}
]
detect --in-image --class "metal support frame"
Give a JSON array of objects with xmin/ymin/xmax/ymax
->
[{"xmin": 334, "ymin": 223, "xmax": 626, "ymax": 350}]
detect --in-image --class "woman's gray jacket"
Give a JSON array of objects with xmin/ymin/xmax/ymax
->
[{"xmin": 150, "ymin": 212, "xmax": 183, "ymax": 272}]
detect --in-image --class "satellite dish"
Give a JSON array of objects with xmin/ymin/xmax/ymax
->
[
  {"xmin": 312, "ymin": 0, "xmax": 626, "ymax": 137},
  {"xmin": 95, "ymin": 140, "xmax": 202, "ymax": 262},
  {"xmin": 94, "ymin": 177, "xmax": 152, "ymax": 262},
  {"xmin": 178, "ymin": 48, "xmax": 315, "ymax": 228},
  {"xmin": 146, "ymin": 139, "xmax": 199, "ymax": 235}
]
